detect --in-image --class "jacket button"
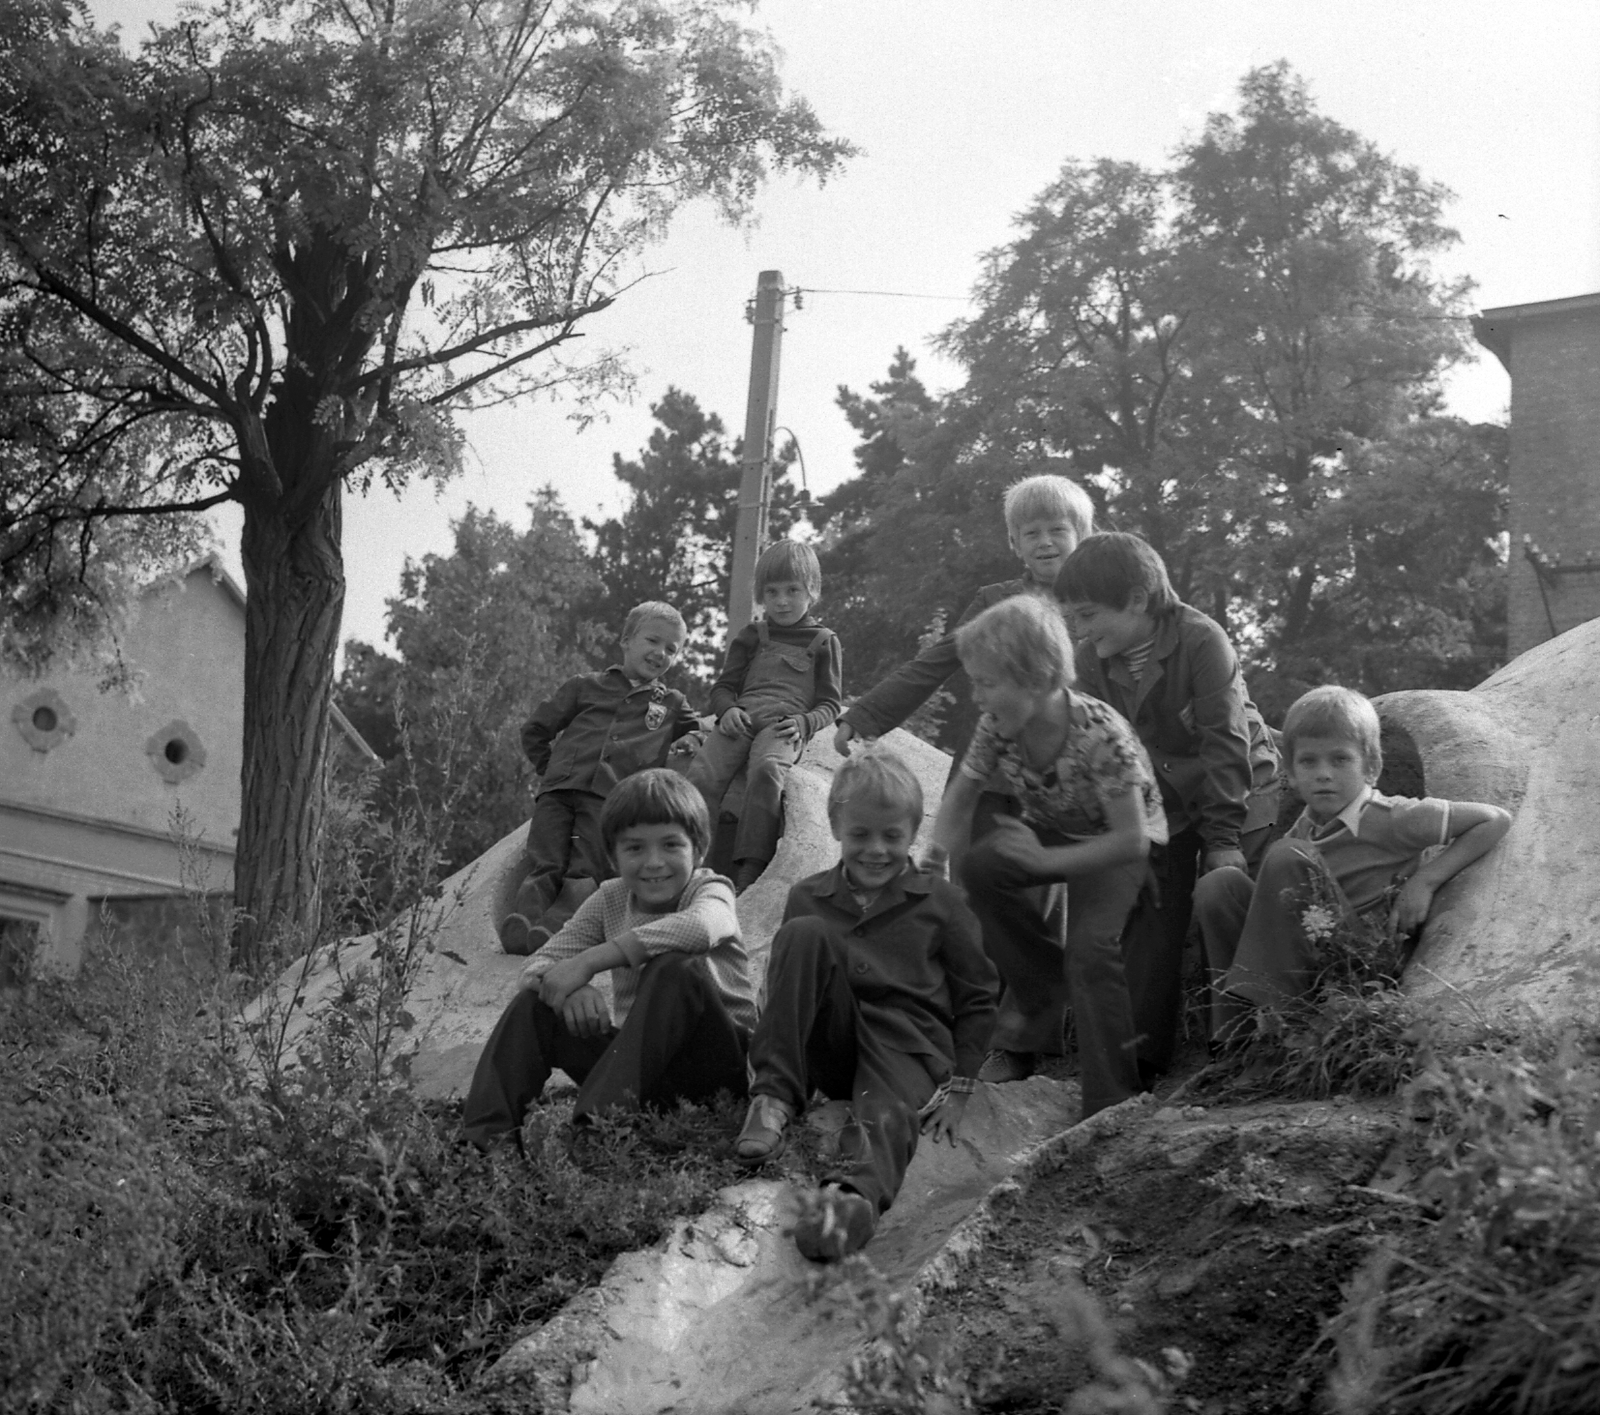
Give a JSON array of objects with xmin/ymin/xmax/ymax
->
[{"xmin": 854, "ymin": 962, "xmax": 869, "ymax": 973}]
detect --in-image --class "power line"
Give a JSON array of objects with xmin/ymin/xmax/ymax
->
[{"xmin": 794, "ymin": 286, "xmax": 969, "ymax": 303}]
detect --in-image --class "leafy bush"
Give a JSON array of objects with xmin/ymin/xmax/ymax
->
[
  {"xmin": 1341, "ymin": 1030, "xmax": 1600, "ymax": 1415},
  {"xmin": 2, "ymin": 682, "xmax": 750, "ymax": 1413}
]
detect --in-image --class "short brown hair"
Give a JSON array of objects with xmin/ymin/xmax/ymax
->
[
  {"xmin": 1282, "ymin": 686, "xmax": 1383, "ymax": 781},
  {"xmin": 827, "ymin": 747, "xmax": 924, "ymax": 829},
  {"xmin": 600, "ymin": 769, "xmax": 712, "ymax": 858},
  {"xmin": 755, "ymin": 539, "xmax": 822, "ymax": 600},
  {"xmin": 622, "ymin": 601, "xmax": 687, "ymax": 642},
  {"xmin": 1058, "ymin": 532, "xmax": 1178, "ymax": 614}
]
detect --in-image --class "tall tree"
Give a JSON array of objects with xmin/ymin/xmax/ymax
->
[
  {"xmin": 337, "ymin": 491, "xmax": 602, "ymax": 881},
  {"xmin": 584, "ymin": 386, "xmax": 799, "ymax": 686},
  {"xmin": 826, "ymin": 64, "xmax": 1501, "ymax": 716},
  {"xmin": 0, "ymin": 0, "xmax": 848, "ymax": 959}
]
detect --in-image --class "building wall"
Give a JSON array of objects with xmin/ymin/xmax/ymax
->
[
  {"xmin": 1506, "ymin": 310, "xmax": 1600, "ymax": 657},
  {"xmin": 0, "ymin": 567, "xmax": 242, "ymax": 970}
]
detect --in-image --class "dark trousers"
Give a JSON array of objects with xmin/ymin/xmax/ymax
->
[
  {"xmin": 515, "ymin": 788, "xmax": 611, "ymax": 930},
  {"xmin": 461, "ymin": 952, "xmax": 749, "ymax": 1149},
  {"xmin": 961, "ymin": 833, "xmax": 1144, "ymax": 1118},
  {"xmin": 1118, "ymin": 824, "xmax": 1276, "ymax": 1078},
  {"xmin": 748, "ymin": 918, "xmax": 938, "ymax": 1216},
  {"xmin": 1192, "ymin": 837, "xmax": 1362, "ymax": 1041}
]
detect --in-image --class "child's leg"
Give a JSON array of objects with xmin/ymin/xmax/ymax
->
[
  {"xmin": 730, "ymin": 723, "xmax": 803, "ymax": 868},
  {"xmin": 572, "ymin": 953, "xmax": 749, "ymax": 1120},
  {"xmin": 751, "ymin": 917, "xmax": 933, "ymax": 1253},
  {"xmin": 834, "ymin": 1025, "xmax": 936, "ymax": 1217},
  {"xmin": 959, "ymin": 837, "xmax": 1073, "ymax": 1056},
  {"xmin": 515, "ymin": 790, "xmax": 579, "ymax": 922},
  {"xmin": 747, "ymin": 916, "xmax": 860, "ymax": 1110},
  {"xmin": 1224, "ymin": 838, "xmax": 1351, "ymax": 1009},
  {"xmin": 1191, "ymin": 863, "xmax": 1256, "ymax": 1044},
  {"xmin": 1062, "ymin": 857, "xmax": 1146, "ymax": 1118},
  {"xmin": 460, "ymin": 990, "xmax": 613, "ymax": 1149},
  {"xmin": 683, "ymin": 728, "xmax": 752, "ymax": 824},
  {"xmin": 1119, "ymin": 827, "xmax": 1202, "ymax": 1080},
  {"xmin": 534, "ymin": 794, "xmax": 611, "ymax": 936}
]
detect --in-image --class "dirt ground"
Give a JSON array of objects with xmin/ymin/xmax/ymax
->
[{"xmin": 918, "ymin": 1096, "xmax": 1414, "ymax": 1414}]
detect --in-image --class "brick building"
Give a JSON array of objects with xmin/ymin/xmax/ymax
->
[{"xmin": 1473, "ymin": 291, "xmax": 1600, "ymax": 658}]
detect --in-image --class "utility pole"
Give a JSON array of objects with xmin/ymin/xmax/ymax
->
[{"xmin": 728, "ymin": 270, "xmax": 786, "ymax": 633}]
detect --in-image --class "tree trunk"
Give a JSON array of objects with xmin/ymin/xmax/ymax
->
[{"xmin": 234, "ymin": 478, "xmax": 345, "ymax": 969}]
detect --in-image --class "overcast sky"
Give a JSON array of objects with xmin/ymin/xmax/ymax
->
[{"xmin": 91, "ymin": 0, "xmax": 1600, "ymax": 654}]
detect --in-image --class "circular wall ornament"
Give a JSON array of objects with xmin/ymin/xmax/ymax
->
[
  {"xmin": 12, "ymin": 688, "xmax": 76, "ymax": 753},
  {"xmin": 145, "ymin": 719, "xmax": 207, "ymax": 783}
]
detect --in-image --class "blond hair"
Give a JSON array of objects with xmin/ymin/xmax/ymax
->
[
  {"xmin": 827, "ymin": 747, "xmax": 924, "ymax": 829},
  {"xmin": 1003, "ymin": 473, "xmax": 1095, "ymax": 542},
  {"xmin": 955, "ymin": 593, "xmax": 1075, "ymax": 694}
]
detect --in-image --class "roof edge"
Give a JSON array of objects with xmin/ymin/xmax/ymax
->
[{"xmin": 1473, "ymin": 290, "xmax": 1600, "ymax": 373}]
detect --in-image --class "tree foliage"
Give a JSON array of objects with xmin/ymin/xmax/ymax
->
[
  {"xmin": 0, "ymin": 0, "xmax": 848, "ymax": 956},
  {"xmin": 821, "ymin": 64, "xmax": 1505, "ymax": 733},
  {"xmin": 584, "ymin": 385, "xmax": 800, "ymax": 687},
  {"xmin": 337, "ymin": 493, "xmax": 602, "ymax": 884}
]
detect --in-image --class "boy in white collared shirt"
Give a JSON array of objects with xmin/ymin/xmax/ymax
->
[{"xmin": 1193, "ymin": 685, "xmax": 1510, "ymax": 1041}]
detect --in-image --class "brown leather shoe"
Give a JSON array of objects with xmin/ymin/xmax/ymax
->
[{"xmin": 735, "ymin": 1094, "xmax": 794, "ymax": 1166}]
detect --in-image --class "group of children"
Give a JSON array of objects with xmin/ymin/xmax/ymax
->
[{"xmin": 462, "ymin": 474, "xmax": 1513, "ymax": 1264}]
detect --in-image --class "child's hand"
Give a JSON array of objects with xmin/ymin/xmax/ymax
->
[
  {"xmin": 1391, "ymin": 876, "xmax": 1437, "ymax": 936},
  {"xmin": 538, "ymin": 955, "xmax": 595, "ymax": 1012},
  {"xmin": 833, "ymin": 721, "xmax": 872, "ymax": 756},
  {"xmin": 771, "ymin": 715, "xmax": 804, "ymax": 744},
  {"xmin": 1203, "ymin": 848, "xmax": 1248, "ymax": 875},
  {"xmin": 921, "ymin": 1090, "xmax": 971, "ymax": 1145},
  {"xmin": 987, "ymin": 816, "xmax": 1049, "ymax": 873},
  {"xmin": 719, "ymin": 706, "xmax": 752, "ymax": 738},
  {"xmin": 558, "ymin": 983, "xmax": 611, "ymax": 1038}
]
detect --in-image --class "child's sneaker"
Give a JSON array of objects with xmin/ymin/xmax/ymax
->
[
  {"xmin": 793, "ymin": 1183, "xmax": 876, "ymax": 1261},
  {"xmin": 500, "ymin": 914, "xmax": 555, "ymax": 956},
  {"xmin": 735, "ymin": 1093, "xmax": 793, "ymax": 1166},
  {"xmin": 499, "ymin": 913, "xmax": 537, "ymax": 955},
  {"xmin": 977, "ymin": 1048, "xmax": 1038, "ymax": 1084}
]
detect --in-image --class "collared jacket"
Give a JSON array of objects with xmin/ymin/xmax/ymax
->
[
  {"xmin": 1073, "ymin": 602, "xmax": 1280, "ymax": 853},
  {"xmin": 521, "ymin": 666, "xmax": 699, "ymax": 798},
  {"xmin": 840, "ymin": 577, "xmax": 1060, "ymax": 756},
  {"xmin": 782, "ymin": 863, "xmax": 998, "ymax": 1079}
]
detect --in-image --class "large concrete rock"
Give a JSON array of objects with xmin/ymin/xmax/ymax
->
[
  {"xmin": 484, "ymin": 1075, "xmax": 1083, "ymax": 1414},
  {"xmin": 256, "ymin": 729, "xmax": 954, "ymax": 1099},
  {"xmin": 1379, "ymin": 617, "xmax": 1600, "ymax": 1023}
]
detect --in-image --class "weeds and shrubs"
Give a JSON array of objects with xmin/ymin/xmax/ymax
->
[
  {"xmin": 836, "ymin": 1252, "xmax": 1190, "ymax": 1415},
  {"xmin": 1333, "ymin": 1030, "xmax": 1600, "ymax": 1415},
  {"xmin": 1, "ymin": 660, "xmax": 751, "ymax": 1414},
  {"xmin": 1204, "ymin": 867, "xmax": 1427, "ymax": 1103}
]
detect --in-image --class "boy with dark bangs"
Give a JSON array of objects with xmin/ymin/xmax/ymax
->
[
  {"xmin": 1059, "ymin": 531, "xmax": 1281, "ymax": 1078},
  {"xmin": 463, "ymin": 769, "xmax": 756, "ymax": 1152}
]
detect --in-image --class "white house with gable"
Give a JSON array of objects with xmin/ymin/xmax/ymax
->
[{"xmin": 1, "ymin": 556, "xmax": 375, "ymax": 975}]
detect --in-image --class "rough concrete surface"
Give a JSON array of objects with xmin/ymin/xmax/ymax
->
[
  {"xmin": 1378, "ymin": 615, "xmax": 1600, "ymax": 1025},
  {"xmin": 486, "ymin": 1074, "xmax": 1082, "ymax": 1414},
  {"xmin": 252, "ymin": 728, "xmax": 954, "ymax": 1099}
]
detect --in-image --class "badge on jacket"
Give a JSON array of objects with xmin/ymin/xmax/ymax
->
[{"xmin": 645, "ymin": 702, "xmax": 668, "ymax": 731}]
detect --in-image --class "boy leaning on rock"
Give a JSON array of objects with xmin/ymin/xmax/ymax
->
[
  {"xmin": 500, "ymin": 601, "xmax": 701, "ymax": 955},
  {"xmin": 733, "ymin": 749, "xmax": 998, "ymax": 1262},
  {"xmin": 1194, "ymin": 685, "xmax": 1511, "ymax": 1043}
]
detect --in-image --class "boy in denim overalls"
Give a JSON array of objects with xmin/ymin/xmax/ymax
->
[{"xmin": 685, "ymin": 541, "xmax": 843, "ymax": 893}]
